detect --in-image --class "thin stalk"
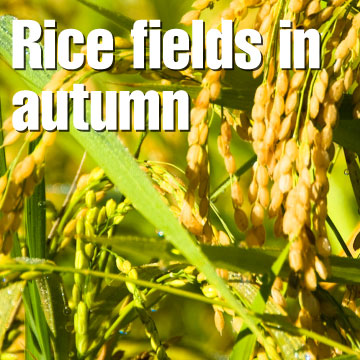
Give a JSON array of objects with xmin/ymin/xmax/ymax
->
[
  {"xmin": 263, "ymin": 0, "xmax": 285, "ymax": 82},
  {"xmin": 1, "ymin": 261, "xmax": 230, "ymax": 308},
  {"xmin": 134, "ymin": 131, "xmax": 148, "ymax": 159},
  {"xmin": 24, "ymin": 139, "xmax": 52, "ymax": 360},
  {"xmin": 47, "ymin": 151, "xmax": 87, "ymax": 244},
  {"xmin": 326, "ymin": 215, "xmax": 352, "ymax": 258},
  {"xmin": 26, "ymin": 141, "xmax": 46, "ymax": 259},
  {"xmin": 210, "ymin": 155, "xmax": 256, "ymax": 201},
  {"xmin": 0, "ymin": 100, "xmax": 6, "ymax": 175},
  {"xmin": 293, "ymin": 70, "xmax": 312, "ymax": 140}
]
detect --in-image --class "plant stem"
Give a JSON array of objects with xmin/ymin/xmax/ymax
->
[
  {"xmin": 0, "ymin": 100, "xmax": 6, "ymax": 176},
  {"xmin": 0, "ymin": 261, "xmax": 230, "ymax": 308},
  {"xmin": 210, "ymin": 155, "xmax": 256, "ymax": 201},
  {"xmin": 326, "ymin": 215, "xmax": 352, "ymax": 257},
  {"xmin": 24, "ymin": 139, "xmax": 52, "ymax": 360},
  {"xmin": 47, "ymin": 151, "xmax": 87, "ymax": 244}
]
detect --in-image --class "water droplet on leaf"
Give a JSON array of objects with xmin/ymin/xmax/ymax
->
[
  {"xmin": 63, "ymin": 307, "xmax": 71, "ymax": 315},
  {"xmin": 157, "ymin": 230, "xmax": 164, "ymax": 238}
]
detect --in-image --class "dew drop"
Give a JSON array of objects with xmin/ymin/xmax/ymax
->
[
  {"xmin": 344, "ymin": 169, "xmax": 350, "ymax": 175},
  {"xmin": 119, "ymin": 330, "xmax": 128, "ymax": 335},
  {"xmin": 157, "ymin": 230, "xmax": 165, "ymax": 238},
  {"xmin": 305, "ymin": 354, "xmax": 311, "ymax": 360},
  {"xmin": 151, "ymin": 308, "xmax": 157, "ymax": 313},
  {"xmin": 63, "ymin": 307, "xmax": 71, "ymax": 316},
  {"xmin": 7, "ymin": 289, "xmax": 12, "ymax": 296},
  {"xmin": 38, "ymin": 201, "xmax": 47, "ymax": 207}
]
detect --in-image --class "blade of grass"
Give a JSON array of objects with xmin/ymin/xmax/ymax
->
[
  {"xmin": 327, "ymin": 215, "xmax": 352, "ymax": 258},
  {"xmin": 36, "ymin": 275, "xmax": 71, "ymax": 360},
  {"xmin": 76, "ymin": 0, "xmax": 134, "ymax": 32},
  {"xmin": 24, "ymin": 140, "xmax": 52, "ymax": 360},
  {"xmin": 0, "ymin": 100, "xmax": 6, "ymax": 175},
  {"xmin": 24, "ymin": 146, "xmax": 71, "ymax": 359},
  {"xmin": 26, "ymin": 142, "xmax": 46, "ymax": 259},
  {"xmin": 23, "ymin": 285, "xmax": 49, "ymax": 360}
]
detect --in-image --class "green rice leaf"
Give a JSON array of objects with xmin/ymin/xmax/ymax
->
[
  {"xmin": 0, "ymin": 281, "xmax": 25, "ymax": 349},
  {"xmin": 76, "ymin": 0, "xmax": 134, "ymax": 32}
]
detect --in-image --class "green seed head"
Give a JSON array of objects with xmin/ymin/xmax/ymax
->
[
  {"xmin": 86, "ymin": 207, "xmax": 99, "ymax": 225},
  {"xmin": 97, "ymin": 206, "xmax": 107, "ymax": 226},
  {"xmin": 150, "ymin": 333, "xmax": 161, "ymax": 350},
  {"xmin": 85, "ymin": 190, "xmax": 96, "ymax": 209},
  {"xmin": 128, "ymin": 268, "xmax": 138, "ymax": 280},
  {"xmin": 202, "ymin": 284, "xmax": 218, "ymax": 298},
  {"xmin": 20, "ymin": 271, "xmax": 42, "ymax": 280},
  {"xmin": 76, "ymin": 333, "xmax": 89, "ymax": 355},
  {"xmin": 116, "ymin": 258, "xmax": 132, "ymax": 274},
  {"xmin": 63, "ymin": 219, "xmax": 77, "ymax": 237},
  {"xmin": 84, "ymin": 243, "xmax": 95, "ymax": 259},
  {"xmin": 76, "ymin": 218, "xmax": 85, "ymax": 236},
  {"xmin": 106, "ymin": 199, "xmax": 117, "ymax": 218},
  {"xmin": 85, "ymin": 221, "xmax": 95, "ymax": 238},
  {"xmin": 167, "ymin": 279, "xmax": 187, "ymax": 287},
  {"xmin": 74, "ymin": 273, "xmax": 84, "ymax": 287},
  {"xmin": 75, "ymin": 250, "xmax": 89, "ymax": 270},
  {"xmin": 89, "ymin": 167, "xmax": 105, "ymax": 182},
  {"xmin": 77, "ymin": 301, "xmax": 88, "ymax": 335},
  {"xmin": 72, "ymin": 284, "xmax": 81, "ymax": 305},
  {"xmin": 113, "ymin": 214, "xmax": 124, "ymax": 225},
  {"xmin": 126, "ymin": 282, "xmax": 137, "ymax": 294}
]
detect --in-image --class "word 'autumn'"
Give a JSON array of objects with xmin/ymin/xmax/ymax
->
[{"xmin": 11, "ymin": 19, "xmax": 321, "ymax": 132}]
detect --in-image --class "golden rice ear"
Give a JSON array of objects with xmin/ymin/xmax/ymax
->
[
  {"xmin": 192, "ymin": 0, "xmax": 212, "ymax": 11},
  {"xmin": 180, "ymin": 10, "xmax": 201, "ymax": 26},
  {"xmin": 214, "ymin": 309, "xmax": 225, "ymax": 335},
  {"xmin": 2, "ymin": 130, "xmax": 22, "ymax": 147},
  {"xmin": 344, "ymin": 67, "xmax": 354, "ymax": 91},
  {"xmin": 0, "ymin": 175, "xmax": 7, "ymax": 194}
]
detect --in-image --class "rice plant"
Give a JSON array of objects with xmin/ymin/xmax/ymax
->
[{"xmin": 1, "ymin": 0, "xmax": 360, "ymax": 359}]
